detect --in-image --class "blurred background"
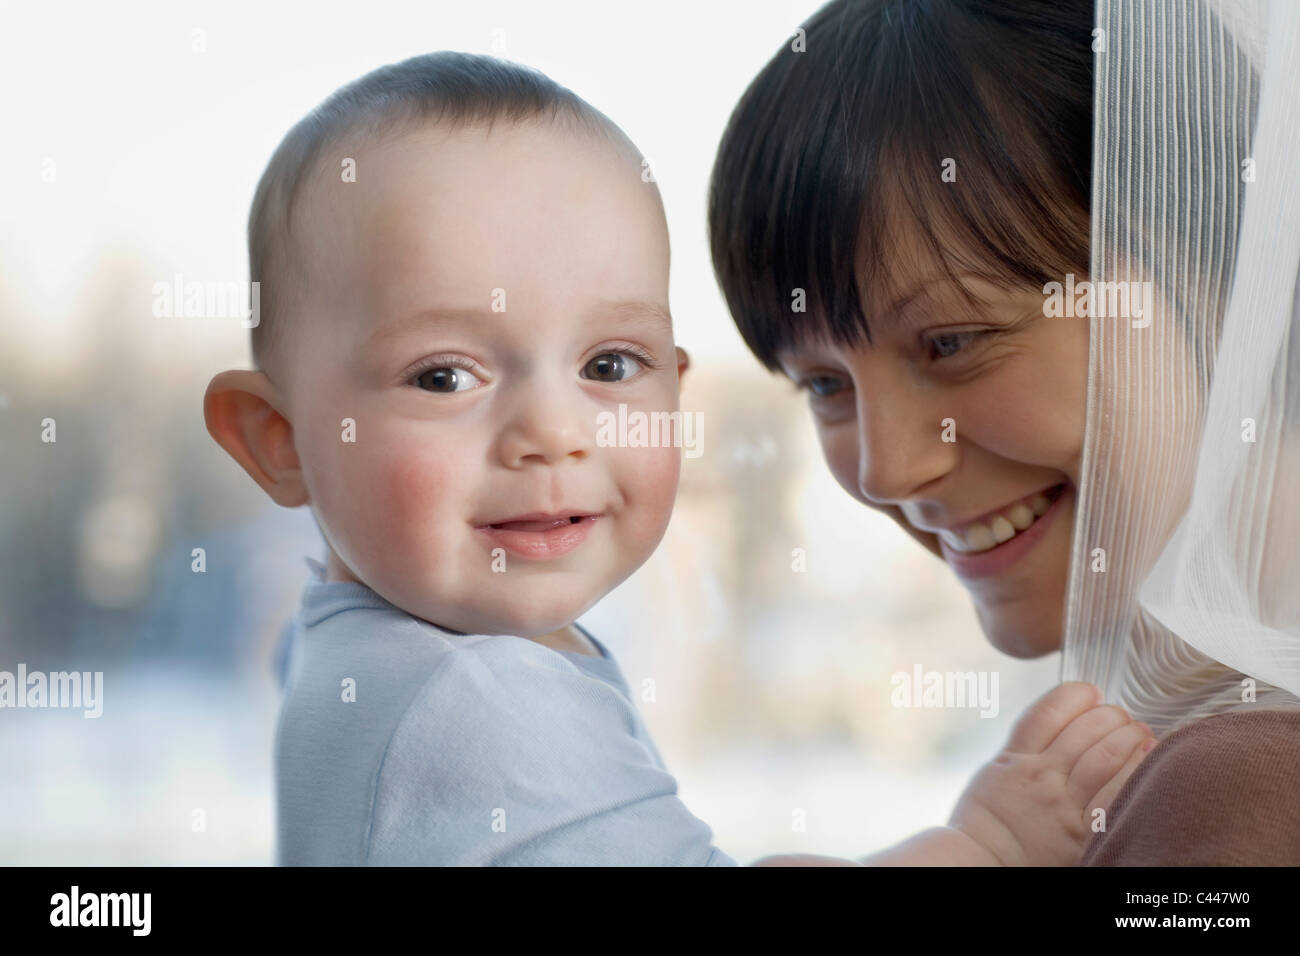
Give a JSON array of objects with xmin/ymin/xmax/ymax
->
[{"xmin": 0, "ymin": 0, "xmax": 1059, "ymax": 864}]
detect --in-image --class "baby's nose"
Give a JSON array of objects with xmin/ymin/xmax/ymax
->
[{"xmin": 496, "ymin": 395, "xmax": 594, "ymax": 468}]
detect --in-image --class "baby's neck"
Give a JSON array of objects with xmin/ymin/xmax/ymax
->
[{"xmin": 532, "ymin": 624, "xmax": 602, "ymax": 658}]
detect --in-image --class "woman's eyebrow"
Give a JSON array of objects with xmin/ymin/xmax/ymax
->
[
  {"xmin": 883, "ymin": 277, "xmax": 951, "ymax": 321},
  {"xmin": 883, "ymin": 274, "xmax": 1006, "ymax": 326}
]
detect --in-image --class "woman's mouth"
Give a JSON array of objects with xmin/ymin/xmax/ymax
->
[
  {"xmin": 938, "ymin": 483, "xmax": 1068, "ymax": 553},
  {"xmin": 935, "ymin": 483, "xmax": 1072, "ymax": 580}
]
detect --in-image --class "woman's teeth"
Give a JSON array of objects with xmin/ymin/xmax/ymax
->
[{"xmin": 939, "ymin": 487, "xmax": 1061, "ymax": 554}]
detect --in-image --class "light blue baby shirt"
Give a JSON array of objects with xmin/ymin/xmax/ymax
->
[{"xmin": 274, "ymin": 559, "xmax": 737, "ymax": 866}]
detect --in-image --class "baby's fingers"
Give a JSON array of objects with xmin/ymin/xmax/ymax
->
[
  {"xmin": 1004, "ymin": 681, "xmax": 1102, "ymax": 754},
  {"xmin": 1067, "ymin": 720, "xmax": 1155, "ymax": 812},
  {"xmin": 1044, "ymin": 704, "xmax": 1132, "ymax": 766},
  {"xmin": 1083, "ymin": 735, "xmax": 1157, "ymax": 829}
]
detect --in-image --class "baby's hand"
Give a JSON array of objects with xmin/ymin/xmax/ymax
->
[{"xmin": 948, "ymin": 681, "xmax": 1154, "ymax": 866}]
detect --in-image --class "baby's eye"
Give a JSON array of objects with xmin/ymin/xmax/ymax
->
[
  {"xmin": 413, "ymin": 365, "xmax": 484, "ymax": 393},
  {"xmin": 582, "ymin": 351, "xmax": 645, "ymax": 383}
]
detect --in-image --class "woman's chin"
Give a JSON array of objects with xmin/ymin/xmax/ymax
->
[{"xmin": 976, "ymin": 605, "xmax": 1064, "ymax": 659}]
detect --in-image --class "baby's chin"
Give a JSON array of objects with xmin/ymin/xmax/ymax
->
[
  {"xmin": 415, "ymin": 606, "xmax": 593, "ymax": 641},
  {"xmin": 397, "ymin": 579, "xmax": 607, "ymax": 639},
  {"xmin": 344, "ymin": 511, "xmax": 665, "ymax": 637}
]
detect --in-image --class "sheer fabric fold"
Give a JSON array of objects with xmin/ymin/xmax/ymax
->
[{"xmin": 1062, "ymin": 0, "xmax": 1300, "ymax": 733}]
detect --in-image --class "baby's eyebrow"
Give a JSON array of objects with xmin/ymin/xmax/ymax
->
[
  {"xmin": 365, "ymin": 306, "xmax": 485, "ymax": 348},
  {"xmin": 365, "ymin": 299, "xmax": 673, "ymax": 348},
  {"xmin": 595, "ymin": 299, "xmax": 674, "ymax": 332}
]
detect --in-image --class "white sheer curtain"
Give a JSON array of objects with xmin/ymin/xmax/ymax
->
[{"xmin": 1062, "ymin": 0, "xmax": 1300, "ymax": 734}]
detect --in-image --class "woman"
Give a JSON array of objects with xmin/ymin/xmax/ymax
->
[{"xmin": 708, "ymin": 0, "xmax": 1300, "ymax": 864}]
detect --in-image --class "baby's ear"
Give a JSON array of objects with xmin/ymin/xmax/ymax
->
[
  {"xmin": 204, "ymin": 370, "xmax": 308, "ymax": 507},
  {"xmin": 675, "ymin": 345, "xmax": 690, "ymax": 383}
]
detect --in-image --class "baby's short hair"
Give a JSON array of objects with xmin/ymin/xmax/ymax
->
[{"xmin": 248, "ymin": 51, "xmax": 638, "ymax": 378}]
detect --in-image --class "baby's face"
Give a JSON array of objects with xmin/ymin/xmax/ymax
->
[{"xmin": 281, "ymin": 120, "xmax": 682, "ymax": 637}]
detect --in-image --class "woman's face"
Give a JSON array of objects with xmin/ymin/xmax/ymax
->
[{"xmin": 777, "ymin": 237, "xmax": 1089, "ymax": 658}]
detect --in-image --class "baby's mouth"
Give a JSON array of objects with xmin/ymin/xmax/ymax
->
[
  {"xmin": 936, "ymin": 483, "xmax": 1068, "ymax": 554},
  {"xmin": 476, "ymin": 512, "xmax": 602, "ymax": 561},
  {"xmin": 488, "ymin": 516, "xmax": 587, "ymax": 532}
]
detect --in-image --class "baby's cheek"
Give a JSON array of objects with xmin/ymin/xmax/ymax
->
[
  {"xmin": 614, "ymin": 445, "xmax": 681, "ymax": 542},
  {"xmin": 297, "ymin": 417, "xmax": 357, "ymax": 524},
  {"xmin": 311, "ymin": 424, "xmax": 454, "ymax": 582},
  {"xmin": 368, "ymin": 440, "xmax": 460, "ymax": 547}
]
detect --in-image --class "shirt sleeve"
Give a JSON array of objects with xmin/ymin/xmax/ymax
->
[
  {"xmin": 364, "ymin": 637, "xmax": 738, "ymax": 866},
  {"xmin": 1081, "ymin": 709, "xmax": 1300, "ymax": 865},
  {"xmin": 273, "ymin": 619, "xmax": 295, "ymax": 691}
]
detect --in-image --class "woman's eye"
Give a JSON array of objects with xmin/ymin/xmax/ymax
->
[
  {"xmin": 928, "ymin": 331, "xmax": 985, "ymax": 360},
  {"xmin": 802, "ymin": 374, "xmax": 847, "ymax": 398},
  {"xmin": 413, "ymin": 366, "xmax": 483, "ymax": 393},
  {"xmin": 583, "ymin": 351, "xmax": 644, "ymax": 383}
]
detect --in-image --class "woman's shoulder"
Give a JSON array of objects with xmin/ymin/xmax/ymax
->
[{"xmin": 1082, "ymin": 707, "xmax": 1300, "ymax": 866}]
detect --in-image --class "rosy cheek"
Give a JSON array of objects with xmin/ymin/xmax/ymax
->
[
  {"xmin": 614, "ymin": 446, "xmax": 680, "ymax": 525},
  {"xmin": 374, "ymin": 437, "xmax": 457, "ymax": 526}
]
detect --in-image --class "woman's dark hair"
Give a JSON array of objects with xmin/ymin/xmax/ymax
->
[{"xmin": 707, "ymin": 0, "xmax": 1095, "ymax": 371}]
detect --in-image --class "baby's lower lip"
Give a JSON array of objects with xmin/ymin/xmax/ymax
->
[{"xmin": 477, "ymin": 515, "xmax": 600, "ymax": 560}]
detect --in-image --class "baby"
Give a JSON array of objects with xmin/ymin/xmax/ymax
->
[{"xmin": 203, "ymin": 51, "xmax": 1153, "ymax": 866}]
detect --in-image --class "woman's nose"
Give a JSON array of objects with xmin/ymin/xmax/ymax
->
[{"xmin": 854, "ymin": 389, "xmax": 955, "ymax": 504}]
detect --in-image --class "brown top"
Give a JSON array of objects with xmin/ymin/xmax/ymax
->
[{"xmin": 1081, "ymin": 708, "xmax": 1300, "ymax": 866}]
